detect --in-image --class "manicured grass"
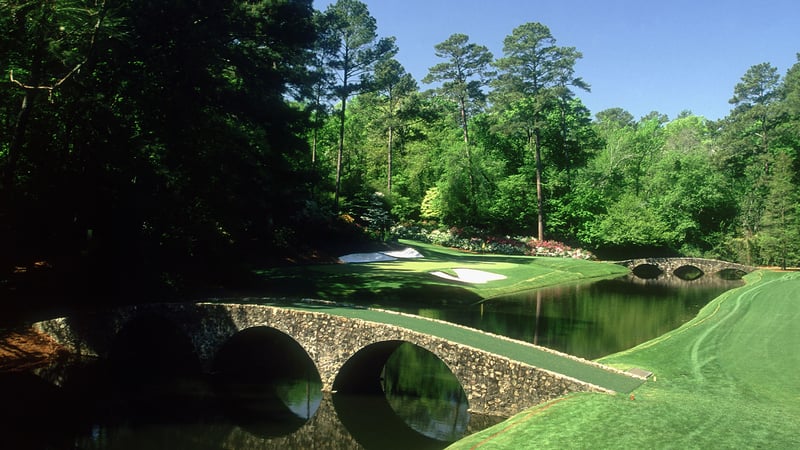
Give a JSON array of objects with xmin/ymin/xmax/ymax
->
[
  {"xmin": 277, "ymin": 302, "xmax": 643, "ymax": 394},
  {"xmin": 255, "ymin": 240, "xmax": 628, "ymax": 304},
  {"xmin": 249, "ymin": 241, "xmax": 638, "ymax": 393},
  {"xmin": 449, "ymin": 270, "xmax": 800, "ymax": 449}
]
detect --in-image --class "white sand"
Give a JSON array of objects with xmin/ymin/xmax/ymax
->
[
  {"xmin": 338, "ymin": 247, "xmax": 424, "ymax": 263},
  {"xmin": 429, "ymin": 268, "xmax": 507, "ymax": 284}
]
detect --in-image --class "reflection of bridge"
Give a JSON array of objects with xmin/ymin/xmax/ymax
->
[
  {"xmin": 35, "ymin": 301, "xmax": 643, "ymax": 417},
  {"xmin": 616, "ymin": 258, "xmax": 755, "ymax": 280}
]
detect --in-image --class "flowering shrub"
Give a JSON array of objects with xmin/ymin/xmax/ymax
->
[
  {"xmin": 389, "ymin": 222, "xmax": 595, "ymax": 260},
  {"xmin": 525, "ymin": 239, "xmax": 595, "ymax": 259}
]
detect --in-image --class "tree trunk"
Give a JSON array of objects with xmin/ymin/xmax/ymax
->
[
  {"xmin": 459, "ymin": 96, "xmax": 470, "ymax": 147},
  {"xmin": 459, "ymin": 96, "xmax": 477, "ymax": 217},
  {"xmin": 387, "ymin": 125, "xmax": 393, "ymax": 194},
  {"xmin": 334, "ymin": 95, "xmax": 347, "ymax": 209},
  {"xmin": 560, "ymin": 97, "xmax": 571, "ymax": 187},
  {"xmin": 312, "ymin": 127, "xmax": 318, "ymax": 164},
  {"xmin": 534, "ymin": 129, "xmax": 544, "ymax": 241},
  {"xmin": 5, "ymin": 91, "xmax": 36, "ymax": 194}
]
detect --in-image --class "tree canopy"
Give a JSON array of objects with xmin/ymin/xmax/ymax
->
[{"xmin": 3, "ymin": 0, "xmax": 800, "ymax": 305}]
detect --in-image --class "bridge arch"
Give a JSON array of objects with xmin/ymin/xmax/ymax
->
[
  {"xmin": 332, "ymin": 340, "xmax": 470, "ymax": 445},
  {"xmin": 673, "ymin": 265, "xmax": 704, "ymax": 281},
  {"xmin": 211, "ymin": 326, "xmax": 322, "ymax": 437},
  {"xmin": 35, "ymin": 302, "xmax": 623, "ymax": 417},
  {"xmin": 333, "ymin": 340, "xmax": 404, "ymax": 395},
  {"xmin": 107, "ymin": 314, "xmax": 202, "ymax": 382},
  {"xmin": 631, "ymin": 263, "xmax": 663, "ymax": 279},
  {"xmin": 618, "ymin": 258, "xmax": 755, "ymax": 280},
  {"xmin": 212, "ymin": 326, "xmax": 321, "ymax": 385}
]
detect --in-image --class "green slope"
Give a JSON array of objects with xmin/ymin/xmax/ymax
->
[
  {"xmin": 449, "ymin": 271, "xmax": 800, "ymax": 449},
  {"xmin": 256, "ymin": 240, "xmax": 628, "ymax": 303}
]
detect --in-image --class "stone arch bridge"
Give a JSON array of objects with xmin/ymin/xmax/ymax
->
[
  {"xmin": 34, "ymin": 301, "xmax": 642, "ymax": 417},
  {"xmin": 616, "ymin": 257, "xmax": 755, "ymax": 280}
]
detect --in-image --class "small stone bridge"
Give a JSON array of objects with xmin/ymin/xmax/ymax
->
[
  {"xmin": 34, "ymin": 301, "xmax": 642, "ymax": 417},
  {"xmin": 616, "ymin": 257, "xmax": 755, "ymax": 280}
]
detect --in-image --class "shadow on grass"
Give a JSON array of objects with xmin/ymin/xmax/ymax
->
[
  {"xmin": 254, "ymin": 262, "xmax": 482, "ymax": 305},
  {"xmin": 251, "ymin": 241, "xmax": 622, "ymax": 307},
  {"xmin": 407, "ymin": 243, "xmax": 540, "ymax": 266}
]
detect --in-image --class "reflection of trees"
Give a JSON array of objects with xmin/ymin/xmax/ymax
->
[
  {"xmin": 211, "ymin": 326, "xmax": 323, "ymax": 438},
  {"xmin": 457, "ymin": 277, "xmax": 742, "ymax": 359},
  {"xmin": 382, "ymin": 343, "xmax": 470, "ymax": 442},
  {"xmin": 16, "ymin": 335, "xmax": 498, "ymax": 449}
]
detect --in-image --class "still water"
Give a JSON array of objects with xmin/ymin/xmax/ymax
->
[
  {"xmin": 404, "ymin": 274, "xmax": 742, "ymax": 359},
  {"xmin": 5, "ymin": 275, "xmax": 741, "ymax": 449}
]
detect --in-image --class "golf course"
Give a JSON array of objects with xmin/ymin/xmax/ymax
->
[
  {"xmin": 256, "ymin": 240, "xmax": 800, "ymax": 447},
  {"xmin": 256, "ymin": 239, "xmax": 630, "ymax": 303},
  {"xmin": 448, "ymin": 270, "xmax": 800, "ymax": 449}
]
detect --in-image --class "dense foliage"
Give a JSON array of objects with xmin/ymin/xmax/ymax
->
[{"xmin": 2, "ymin": 0, "xmax": 799, "ymax": 302}]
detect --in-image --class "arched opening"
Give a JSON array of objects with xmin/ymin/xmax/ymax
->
[
  {"xmin": 212, "ymin": 326, "xmax": 322, "ymax": 438},
  {"xmin": 632, "ymin": 263, "xmax": 663, "ymax": 279},
  {"xmin": 107, "ymin": 314, "xmax": 202, "ymax": 385},
  {"xmin": 333, "ymin": 341, "xmax": 470, "ymax": 448},
  {"xmin": 717, "ymin": 268, "xmax": 747, "ymax": 280},
  {"xmin": 102, "ymin": 315, "xmax": 216, "ymax": 430},
  {"xmin": 673, "ymin": 265, "xmax": 705, "ymax": 281}
]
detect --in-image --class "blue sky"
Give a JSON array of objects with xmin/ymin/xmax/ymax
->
[{"xmin": 313, "ymin": 0, "xmax": 799, "ymax": 121}]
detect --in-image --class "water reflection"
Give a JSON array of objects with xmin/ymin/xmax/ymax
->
[
  {"xmin": 5, "ymin": 340, "xmax": 494, "ymax": 449},
  {"xmin": 211, "ymin": 326, "xmax": 323, "ymax": 438},
  {"xmin": 5, "ymin": 275, "xmax": 739, "ymax": 448},
  {"xmin": 382, "ymin": 343, "xmax": 471, "ymax": 441},
  {"xmin": 410, "ymin": 274, "xmax": 742, "ymax": 359},
  {"xmin": 331, "ymin": 341, "xmax": 494, "ymax": 448}
]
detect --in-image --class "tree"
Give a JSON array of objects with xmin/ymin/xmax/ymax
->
[
  {"xmin": 364, "ymin": 58, "xmax": 418, "ymax": 194},
  {"xmin": 715, "ymin": 63, "xmax": 784, "ymax": 261},
  {"xmin": 423, "ymin": 33, "xmax": 494, "ymax": 149},
  {"xmin": 318, "ymin": 0, "xmax": 397, "ymax": 207},
  {"xmin": 759, "ymin": 152, "xmax": 799, "ymax": 269},
  {"xmin": 551, "ymin": 46, "xmax": 590, "ymax": 185},
  {"xmin": 2, "ymin": 0, "xmax": 110, "ymax": 195},
  {"xmin": 1, "ymin": 0, "xmax": 320, "ymax": 292},
  {"xmin": 729, "ymin": 62, "xmax": 782, "ymax": 155},
  {"xmin": 492, "ymin": 22, "xmax": 588, "ymax": 240},
  {"xmin": 783, "ymin": 55, "xmax": 800, "ymax": 117},
  {"xmin": 305, "ymin": 10, "xmax": 336, "ymax": 166},
  {"xmin": 423, "ymin": 33, "xmax": 494, "ymax": 217},
  {"xmin": 595, "ymin": 108, "xmax": 635, "ymax": 129}
]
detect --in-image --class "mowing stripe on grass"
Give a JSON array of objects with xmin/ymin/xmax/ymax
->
[
  {"xmin": 449, "ymin": 270, "xmax": 800, "ymax": 449},
  {"xmin": 284, "ymin": 302, "xmax": 644, "ymax": 394}
]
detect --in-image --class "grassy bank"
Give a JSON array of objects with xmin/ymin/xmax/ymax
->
[
  {"xmin": 449, "ymin": 270, "xmax": 800, "ymax": 449},
  {"xmin": 254, "ymin": 240, "xmax": 628, "ymax": 303}
]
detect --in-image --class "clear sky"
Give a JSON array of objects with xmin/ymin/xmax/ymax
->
[{"xmin": 313, "ymin": 0, "xmax": 799, "ymax": 121}]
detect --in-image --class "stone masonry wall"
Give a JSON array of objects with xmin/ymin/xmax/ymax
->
[
  {"xmin": 618, "ymin": 257, "xmax": 755, "ymax": 278},
  {"xmin": 35, "ymin": 302, "xmax": 610, "ymax": 417}
]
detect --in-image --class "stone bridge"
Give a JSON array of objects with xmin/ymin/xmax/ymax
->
[
  {"xmin": 616, "ymin": 257, "xmax": 755, "ymax": 280},
  {"xmin": 34, "ymin": 301, "xmax": 640, "ymax": 417}
]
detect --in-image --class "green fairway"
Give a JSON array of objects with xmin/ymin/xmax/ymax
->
[
  {"xmin": 449, "ymin": 271, "xmax": 800, "ymax": 449},
  {"xmin": 255, "ymin": 240, "xmax": 628, "ymax": 303}
]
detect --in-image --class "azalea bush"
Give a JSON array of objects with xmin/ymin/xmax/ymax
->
[
  {"xmin": 389, "ymin": 222, "xmax": 595, "ymax": 260},
  {"xmin": 525, "ymin": 239, "xmax": 596, "ymax": 260}
]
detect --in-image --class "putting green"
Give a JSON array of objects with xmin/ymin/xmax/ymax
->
[
  {"xmin": 449, "ymin": 271, "xmax": 800, "ymax": 449},
  {"xmin": 256, "ymin": 240, "xmax": 629, "ymax": 302}
]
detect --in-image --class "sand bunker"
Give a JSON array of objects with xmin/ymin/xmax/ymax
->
[
  {"xmin": 339, "ymin": 247, "xmax": 424, "ymax": 263},
  {"xmin": 430, "ymin": 268, "xmax": 507, "ymax": 284}
]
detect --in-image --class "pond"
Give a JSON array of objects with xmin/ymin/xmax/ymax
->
[
  {"xmin": 401, "ymin": 274, "xmax": 743, "ymax": 359},
  {"xmin": 5, "ymin": 274, "xmax": 742, "ymax": 449}
]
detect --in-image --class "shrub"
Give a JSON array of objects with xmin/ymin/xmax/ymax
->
[{"xmin": 389, "ymin": 222, "xmax": 595, "ymax": 260}]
